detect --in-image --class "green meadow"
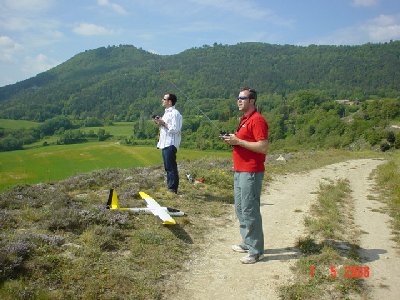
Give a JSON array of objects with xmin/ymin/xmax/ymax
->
[
  {"xmin": 26, "ymin": 122, "xmax": 136, "ymax": 149},
  {"xmin": 0, "ymin": 118, "xmax": 131, "ymax": 133},
  {"xmin": 0, "ymin": 141, "xmax": 230, "ymax": 191},
  {"xmin": 0, "ymin": 119, "xmax": 40, "ymax": 129},
  {"xmin": 80, "ymin": 122, "xmax": 134, "ymax": 136}
]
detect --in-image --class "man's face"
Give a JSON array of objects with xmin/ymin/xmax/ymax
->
[
  {"xmin": 162, "ymin": 94, "xmax": 170, "ymax": 108},
  {"xmin": 237, "ymin": 90, "xmax": 252, "ymax": 113}
]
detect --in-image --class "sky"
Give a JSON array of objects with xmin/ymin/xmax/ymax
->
[{"xmin": 1, "ymin": 0, "xmax": 400, "ymax": 87}]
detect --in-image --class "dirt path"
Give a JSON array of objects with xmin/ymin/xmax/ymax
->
[{"xmin": 168, "ymin": 159, "xmax": 399, "ymax": 300}]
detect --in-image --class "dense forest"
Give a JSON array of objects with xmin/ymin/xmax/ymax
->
[{"xmin": 0, "ymin": 42, "xmax": 399, "ymax": 151}]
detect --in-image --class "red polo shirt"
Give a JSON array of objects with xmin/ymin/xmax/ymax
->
[{"xmin": 233, "ymin": 110, "xmax": 268, "ymax": 172}]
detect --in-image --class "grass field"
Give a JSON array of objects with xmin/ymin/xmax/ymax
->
[
  {"xmin": 80, "ymin": 122, "xmax": 134, "ymax": 136},
  {"xmin": 0, "ymin": 141, "xmax": 230, "ymax": 191},
  {"xmin": 0, "ymin": 119, "xmax": 40, "ymax": 129},
  {"xmin": 0, "ymin": 119, "xmax": 132, "ymax": 133}
]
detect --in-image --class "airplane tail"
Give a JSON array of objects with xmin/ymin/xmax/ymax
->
[{"xmin": 106, "ymin": 188, "xmax": 119, "ymax": 209}]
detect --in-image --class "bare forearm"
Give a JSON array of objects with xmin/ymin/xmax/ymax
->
[{"xmin": 237, "ymin": 139, "xmax": 268, "ymax": 154}]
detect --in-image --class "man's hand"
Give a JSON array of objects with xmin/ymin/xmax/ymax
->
[
  {"xmin": 154, "ymin": 117, "xmax": 167, "ymax": 128},
  {"xmin": 223, "ymin": 134, "xmax": 268, "ymax": 154},
  {"xmin": 222, "ymin": 134, "xmax": 240, "ymax": 145}
]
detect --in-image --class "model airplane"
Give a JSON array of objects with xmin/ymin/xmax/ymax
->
[{"xmin": 106, "ymin": 189, "xmax": 184, "ymax": 225}]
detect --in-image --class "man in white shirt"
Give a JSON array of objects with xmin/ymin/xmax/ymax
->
[{"xmin": 153, "ymin": 93, "xmax": 182, "ymax": 194}]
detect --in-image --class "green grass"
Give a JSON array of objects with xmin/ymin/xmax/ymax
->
[
  {"xmin": 305, "ymin": 179, "xmax": 351, "ymax": 240},
  {"xmin": 80, "ymin": 122, "xmax": 134, "ymax": 137},
  {"xmin": 0, "ymin": 119, "xmax": 40, "ymax": 129},
  {"xmin": 0, "ymin": 141, "xmax": 230, "ymax": 191},
  {"xmin": 375, "ymin": 151, "xmax": 400, "ymax": 246},
  {"xmin": 279, "ymin": 179, "xmax": 368, "ymax": 300},
  {"xmin": 0, "ymin": 119, "xmax": 132, "ymax": 133}
]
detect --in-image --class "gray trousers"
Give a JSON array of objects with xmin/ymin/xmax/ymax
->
[{"xmin": 234, "ymin": 171, "xmax": 264, "ymax": 255}]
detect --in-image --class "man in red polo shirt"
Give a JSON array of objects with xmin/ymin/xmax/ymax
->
[{"xmin": 222, "ymin": 87, "xmax": 268, "ymax": 264}]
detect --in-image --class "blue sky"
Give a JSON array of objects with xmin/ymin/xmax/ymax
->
[{"xmin": 1, "ymin": 0, "xmax": 400, "ymax": 87}]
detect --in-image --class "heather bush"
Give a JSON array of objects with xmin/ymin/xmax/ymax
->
[
  {"xmin": 47, "ymin": 207, "xmax": 83, "ymax": 233},
  {"xmin": 79, "ymin": 205, "xmax": 132, "ymax": 227},
  {"xmin": 0, "ymin": 238, "xmax": 34, "ymax": 281},
  {"xmin": 93, "ymin": 226, "xmax": 127, "ymax": 251},
  {"xmin": 0, "ymin": 210, "xmax": 18, "ymax": 229},
  {"xmin": 0, "ymin": 183, "xmax": 69, "ymax": 211}
]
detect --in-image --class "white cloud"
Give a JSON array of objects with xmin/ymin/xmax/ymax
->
[
  {"xmin": 188, "ymin": 0, "xmax": 293, "ymax": 27},
  {"xmin": 1, "ymin": 17, "xmax": 61, "ymax": 38},
  {"xmin": 307, "ymin": 14, "xmax": 400, "ymax": 45},
  {"xmin": 0, "ymin": 35, "xmax": 22, "ymax": 62},
  {"xmin": 23, "ymin": 53, "xmax": 59, "ymax": 75},
  {"xmin": 22, "ymin": 30, "xmax": 64, "ymax": 50},
  {"xmin": 0, "ymin": 51, "xmax": 60, "ymax": 86},
  {"xmin": 366, "ymin": 14, "xmax": 400, "ymax": 41},
  {"xmin": 0, "ymin": 0, "xmax": 57, "ymax": 32},
  {"xmin": 97, "ymin": 0, "xmax": 128, "ymax": 15},
  {"xmin": 73, "ymin": 23, "xmax": 115, "ymax": 36},
  {"xmin": 0, "ymin": 16, "xmax": 33, "ymax": 31},
  {"xmin": 351, "ymin": 0, "xmax": 379, "ymax": 7}
]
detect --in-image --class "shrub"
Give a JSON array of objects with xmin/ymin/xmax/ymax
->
[
  {"xmin": 0, "ymin": 136, "xmax": 23, "ymax": 151},
  {"xmin": 0, "ymin": 184, "xmax": 51, "ymax": 210},
  {"xmin": 0, "ymin": 238, "xmax": 34, "ymax": 281},
  {"xmin": 380, "ymin": 142, "xmax": 391, "ymax": 152},
  {"xmin": 0, "ymin": 210, "xmax": 18, "ymax": 229},
  {"xmin": 47, "ymin": 208, "xmax": 83, "ymax": 233}
]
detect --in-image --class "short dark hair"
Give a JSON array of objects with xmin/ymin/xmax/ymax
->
[
  {"xmin": 240, "ymin": 87, "xmax": 257, "ymax": 102},
  {"xmin": 167, "ymin": 93, "xmax": 177, "ymax": 106}
]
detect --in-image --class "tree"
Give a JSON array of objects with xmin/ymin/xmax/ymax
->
[
  {"xmin": 39, "ymin": 116, "xmax": 74, "ymax": 136},
  {"xmin": 97, "ymin": 129, "xmax": 111, "ymax": 141},
  {"xmin": 0, "ymin": 136, "xmax": 23, "ymax": 151},
  {"xmin": 387, "ymin": 131, "xmax": 396, "ymax": 145}
]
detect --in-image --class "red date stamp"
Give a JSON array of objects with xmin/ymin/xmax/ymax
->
[{"xmin": 309, "ymin": 265, "xmax": 370, "ymax": 278}]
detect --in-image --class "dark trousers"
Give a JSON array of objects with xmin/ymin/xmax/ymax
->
[{"xmin": 162, "ymin": 145, "xmax": 179, "ymax": 193}]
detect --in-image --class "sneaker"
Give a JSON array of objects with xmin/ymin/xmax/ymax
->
[
  {"xmin": 231, "ymin": 244, "xmax": 249, "ymax": 253},
  {"xmin": 240, "ymin": 253, "xmax": 264, "ymax": 264}
]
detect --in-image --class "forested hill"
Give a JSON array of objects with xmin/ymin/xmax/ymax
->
[{"xmin": 0, "ymin": 41, "xmax": 399, "ymax": 121}]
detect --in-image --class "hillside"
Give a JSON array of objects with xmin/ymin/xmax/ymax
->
[
  {"xmin": 1, "ymin": 150, "xmax": 399, "ymax": 299},
  {"xmin": 0, "ymin": 41, "xmax": 399, "ymax": 121}
]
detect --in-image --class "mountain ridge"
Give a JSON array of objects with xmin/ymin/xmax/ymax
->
[{"xmin": 0, "ymin": 41, "xmax": 399, "ymax": 121}]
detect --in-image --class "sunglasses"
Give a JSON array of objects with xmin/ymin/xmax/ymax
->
[{"xmin": 237, "ymin": 96, "xmax": 250, "ymax": 100}]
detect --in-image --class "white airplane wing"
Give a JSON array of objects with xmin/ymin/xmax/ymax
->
[{"xmin": 139, "ymin": 192, "xmax": 176, "ymax": 225}]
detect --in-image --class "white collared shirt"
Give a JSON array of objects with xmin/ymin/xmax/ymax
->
[{"xmin": 157, "ymin": 106, "xmax": 182, "ymax": 149}]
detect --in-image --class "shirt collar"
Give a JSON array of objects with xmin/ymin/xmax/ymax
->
[
  {"xmin": 241, "ymin": 108, "xmax": 256, "ymax": 120},
  {"xmin": 165, "ymin": 106, "xmax": 175, "ymax": 112}
]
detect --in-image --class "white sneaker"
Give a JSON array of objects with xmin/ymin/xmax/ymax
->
[
  {"xmin": 240, "ymin": 253, "xmax": 264, "ymax": 264},
  {"xmin": 231, "ymin": 245, "xmax": 249, "ymax": 253}
]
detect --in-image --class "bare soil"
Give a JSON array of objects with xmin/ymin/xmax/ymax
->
[{"xmin": 166, "ymin": 159, "xmax": 400, "ymax": 300}]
